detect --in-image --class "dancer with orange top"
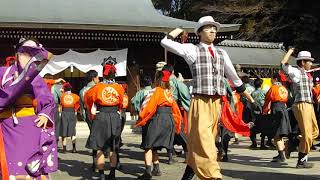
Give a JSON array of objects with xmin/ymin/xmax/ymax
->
[
  {"xmin": 60, "ymin": 82, "xmax": 80, "ymax": 153},
  {"xmin": 136, "ymin": 70, "xmax": 182, "ymax": 180},
  {"xmin": 84, "ymin": 59, "xmax": 124, "ymax": 180},
  {"xmin": 262, "ymin": 73, "xmax": 291, "ymax": 162}
]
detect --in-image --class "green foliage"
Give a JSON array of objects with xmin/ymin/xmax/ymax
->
[{"xmin": 152, "ymin": 0, "xmax": 320, "ymax": 55}]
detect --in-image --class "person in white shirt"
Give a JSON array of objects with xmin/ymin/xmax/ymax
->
[
  {"xmin": 281, "ymin": 48, "xmax": 319, "ymax": 168},
  {"xmin": 161, "ymin": 16, "xmax": 255, "ymax": 180}
]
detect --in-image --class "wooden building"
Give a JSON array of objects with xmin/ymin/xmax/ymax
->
[{"xmin": 0, "ymin": 0, "xmax": 240, "ymax": 113}]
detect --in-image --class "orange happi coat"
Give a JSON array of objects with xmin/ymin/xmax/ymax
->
[
  {"xmin": 136, "ymin": 87, "xmax": 182, "ymax": 133},
  {"xmin": 60, "ymin": 92, "xmax": 80, "ymax": 111},
  {"xmin": 312, "ymin": 84, "xmax": 320, "ymax": 103},
  {"xmin": 263, "ymin": 84, "xmax": 288, "ymax": 114},
  {"xmin": 84, "ymin": 83, "xmax": 125, "ymax": 118}
]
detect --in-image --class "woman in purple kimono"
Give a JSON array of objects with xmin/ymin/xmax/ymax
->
[{"xmin": 0, "ymin": 38, "xmax": 58, "ymax": 180}]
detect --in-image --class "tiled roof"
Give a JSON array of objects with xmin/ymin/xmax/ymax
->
[
  {"xmin": 217, "ymin": 40, "xmax": 294, "ymax": 66},
  {"xmin": 218, "ymin": 40, "xmax": 284, "ymax": 49},
  {"xmin": 0, "ymin": 0, "xmax": 240, "ymax": 33}
]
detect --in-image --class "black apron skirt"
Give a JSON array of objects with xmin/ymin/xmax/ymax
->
[
  {"xmin": 86, "ymin": 106, "xmax": 122, "ymax": 152},
  {"xmin": 271, "ymin": 102, "xmax": 292, "ymax": 136},
  {"xmin": 253, "ymin": 102, "xmax": 291, "ymax": 137},
  {"xmin": 140, "ymin": 107, "xmax": 175, "ymax": 151},
  {"xmin": 60, "ymin": 107, "xmax": 77, "ymax": 137}
]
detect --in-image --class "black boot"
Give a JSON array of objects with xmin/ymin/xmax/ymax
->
[
  {"xmin": 91, "ymin": 150, "xmax": 97, "ymax": 172},
  {"xmin": 116, "ymin": 151, "xmax": 122, "ymax": 170},
  {"xmin": 249, "ymin": 142, "xmax": 257, "ymax": 149},
  {"xmin": 222, "ymin": 154, "xmax": 229, "ymax": 162},
  {"xmin": 260, "ymin": 135, "xmax": 268, "ymax": 150},
  {"xmin": 151, "ymin": 163, "xmax": 162, "ymax": 176},
  {"xmin": 168, "ymin": 152, "xmax": 176, "ymax": 164},
  {"xmin": 296, "ymin": 152, "xmax": 314, "ymax": 168},
  {"xmin": 62, "ymin": 145, "xmax": 67, "ymax": 154},
  {"xmin": 72, "ymin": 142, "xmax": 77, "ymax": 153},
  {"xmin": 249, "ymin": 134, "xmax": 257, "ymax": 149},
  {"xmin": 99, "ymin": 170, "xmax": 105, "ymax": 180},
  {"xmin": 181, "ymin": 165, "xmax": 195, "ymax": 180},
  {"xmin": 266, "ymin": 138, "xmax": 275, "ymax": 148},
  {"xmin": 107, "ymin": 167, "xmax": 116, "ymax": 180},
  {"xmin": 138, "ymin": 165, "xmax": 152, "ymax": 180},
  {"xmin": 271, "ymin": 151, "xmax": 285, "ymax": 162}
]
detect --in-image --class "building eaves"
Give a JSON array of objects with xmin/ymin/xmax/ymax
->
[
  {"xmin": 0, "ymin": 0, "xmax": 240, "ymax": 33},
  {"xmin": 218, "ymin": 40, "xmax": 284, "ymax": 49}
]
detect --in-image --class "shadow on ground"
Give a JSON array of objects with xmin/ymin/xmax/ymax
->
[{"xmin": 222, "ymin": 169, "xmax": 320, "ymax": 180}]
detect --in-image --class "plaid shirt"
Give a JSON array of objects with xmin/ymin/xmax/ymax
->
[
  {"xmin": 292, "ymin": 68, "xmax": 313, "ymax": 103},
  {"xmin": 191, "ymin": 44, "xmax": 226, "ymax": 95}
]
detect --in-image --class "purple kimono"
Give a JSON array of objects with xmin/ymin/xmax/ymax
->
[{"xmin": 0, "ymin": 63, "xmax": 58, "ymax": 179}]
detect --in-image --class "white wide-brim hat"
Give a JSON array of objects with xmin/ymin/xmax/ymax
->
[
  {"xmin": 295, "ymin": 51, "xmax": 314, "ymax": 61},
  {"xmin": 194, "ymin": 16, "xmax": 221, "ymax": 35},
  {"xmin": 156, "ymin": 61, "xmax": 167, "ymax": 71}
]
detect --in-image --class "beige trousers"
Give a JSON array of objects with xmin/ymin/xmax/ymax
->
[
  {"xmin": 187, "ymin": 95, "xmax": 222, "ymax": 180},
  {"xmin": 292, "ymin": 102, "xmax": 319, "ymax": 154}
]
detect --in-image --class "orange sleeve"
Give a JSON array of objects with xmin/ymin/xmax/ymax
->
[
  {"xmin": 263, "ymin": 87, "xmax": 273, "ymax": 114},
  {"xmin": 171, "ymin": 100, "xmax": 182, "ymax": 133},
  {"xmin": 74, "ymin": 94, "xmax": 80, "ymax": 112},
  {"xmin": 136, "ymin": 88, "xmax": 159, "ymax": 127},
  {"xmin": 84, "ymin": 85, "xmax": 98, "ymax": 118},
  {"xmin": 117, "ymin": 85, "xmax": 125, "ymax": 109},
  {"xmin": 312, "ymin": 87, "xmax": 320, "ymax": 102},
  {"xmin": 122, "ymin": 94, "xmax": 129, "ymax": 109},
  {"xmin": 44, "ymin": 79, "xmax": 55, "ymax": 90}
]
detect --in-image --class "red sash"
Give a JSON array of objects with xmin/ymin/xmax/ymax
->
[{"xmin": 220, "ymin": 96, "xmax": 250, "ymax": 137}]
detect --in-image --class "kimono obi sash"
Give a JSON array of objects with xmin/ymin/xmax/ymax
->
[{"xmin": 0, "ymin": 94, "xmax": 36, "ymax": 119}]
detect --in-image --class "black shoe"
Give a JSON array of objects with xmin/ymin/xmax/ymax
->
[
  {"xmin": 151, "ymin": 168, "xmax": 162, "ymax": 176},
  {"xmin": 271, "ymin": 156, "xmax": 285, "ymax": 162},
  {"xmin": 233, "ymin": 138, "xmax": 239, "ymax": 144},
  {"xmin": 151, "ymin": 163, "xmax": 162, "ymax": 176},
  {"xmin": 221, "ymin": 155, "xmax": 229, "ymax": 162},
  {"xmin": 91, "ymin": 164, "xmax": 97, "ymax": 172},
  {"xmin": 168, "ymin": 153, "xmax": 177, "ymax": 164},
  {"xmin": 311, "ymin": 145, "xmax": 317, "ymax": 151},
  {"xmin": 272, "ymin": 154, "xmax": 280, "ymax": 159},
  {"xmin": 108, "ymin": 168, "xmax": 116, "ymax": 180},
  {"xmin": 181, "ymin": 165, "xmax": 195, "ymax": 180},
  {"xmin": 72, "ymin": 148, "xmax": 77, "ymax": 153},
  {"xmin": 116, "ymin": 162, "xmax": 122, "ymax": 170},
  {"xmin": 99, "ymin": 170, "xmax": 105, "ymax": 180},
  {"xmin": 296, "ymin": 162, "xmax": 314, "ymax": 168},
  {"xmin": 296, "ymin": 152, "xmax": 314, "ymax": 169},
  {"xmin": 249, "ymin": 144, "xmax": 258, "ymax": 149},
  {"xmin": 138, "ymin": 173, "xmax": 152, "ymax": 180},
  {"xmin": 62, "ymin": 146, "xmax": 67, "ymax": 154},
  {"xmin": 266, "ymin": 142, "xmax": 275, "ymax": 148}
]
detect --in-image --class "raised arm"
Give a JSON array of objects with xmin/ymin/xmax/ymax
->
[
  {"xmin": 281, "ymin": 48, "xmax": 295, "ymax": 64},
  {"xmin": 280, "ymin": 48, "xmax": 300, "ymax": 83},
  {"xmin": 160, "ymin": 28, "xmax": 197, "ymax": 65}
]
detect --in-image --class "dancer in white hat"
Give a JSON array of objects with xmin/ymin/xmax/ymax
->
[
  {"xmin": 281, "ymin": 48, "xmax": 319, "ymax": 168},
  {"xmin": 161, "ymin": 16, "xmax": 256, "ymax": 180}
]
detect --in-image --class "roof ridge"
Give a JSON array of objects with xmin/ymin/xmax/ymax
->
[{"xmin": 218, "ymin": 40, "xmax": 284, "ymax": 49}]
